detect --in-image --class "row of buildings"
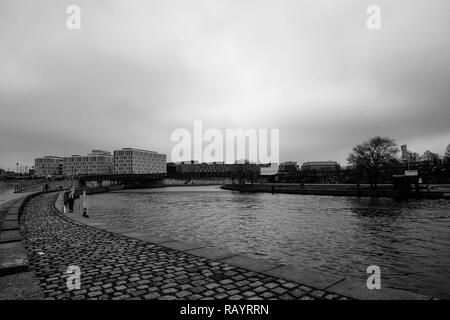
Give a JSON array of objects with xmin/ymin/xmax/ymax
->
[
  {"xmin": 167, "ymin": 160, "xmax": 265, "ymax": 176},
  {"xmin": 34, "ymin": 148, "xmax": 166, "ymax": 178},
  {"xmin": 34, "ymin": 146, "xmax": 340, "ymax": 178},
  {"xmin": 167, "ymin": 160, "xmax": 340, "ymax": 176},
  {"xmin": 277, "ymin": 161, "xmax": 341, "ymax": 172}
]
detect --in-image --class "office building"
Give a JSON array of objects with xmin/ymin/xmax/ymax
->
[
  {"xmin": 114, "ymin": 148, "xmax": 166, "ymax": 174},
  {"xmin": 301, "ymin": 161, "xmax": 340, "ymax": 171},
  {"xmin": 34, "ymin": 156, "xmax": 63, "ymax": 177},
  {"xmin": 279, "ymin": 161, "xmax": 299, "ymax": 172},
  {"xmin": 62, "ymin": 150, "xmax": 113, "ymax": 176}
]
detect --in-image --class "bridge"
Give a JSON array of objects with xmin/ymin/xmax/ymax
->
[
  {"xmin": 78, "ymin": 173, "xmax": 166, "ymax": 186},
  {"xmin": 77, "ymin": 171, "xmax": 249, "ymax": 187}
]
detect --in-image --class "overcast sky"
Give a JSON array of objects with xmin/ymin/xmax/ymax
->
[{"xmin": 1, "ymin": 0, "xmax": 449, "ymax": 169}]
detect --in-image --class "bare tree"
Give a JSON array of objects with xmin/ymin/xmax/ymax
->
[{"xmin": 348, "ymin": 136, "xmax": 399, "ymax": 189}]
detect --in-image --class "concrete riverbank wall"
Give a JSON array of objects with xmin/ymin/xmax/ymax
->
[
  {"xmin": 121, "ymin": 178, "xmax": 233, "ymax": 189},
  {"xmin": 221, "ymin": 183, "xmax": 450, "ymax": 199},
  {"xmin": 81, "ymin": 178, "xmax": 233, "ymax": 189},
  {"xmin": 162, "ymin": 178, "xmax": 233, "ymax": 185}
]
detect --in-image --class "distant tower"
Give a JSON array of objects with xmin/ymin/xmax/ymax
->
[{"xmin": 401, "ymin": 145, "xmax": 408, "ymax": 160}]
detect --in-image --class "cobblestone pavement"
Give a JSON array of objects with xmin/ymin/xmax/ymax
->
[{"xmin": 21, "ymin": 193, "xmax": 350, "ymax": 300}]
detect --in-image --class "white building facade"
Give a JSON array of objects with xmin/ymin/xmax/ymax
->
[
  {"xmin": 34, "ymin": 156, "xmax": 63, "ymax": 177},
  {"xmin": 113, "ymin": 148, "xmax": 166, "ymax": 174},
  {"xmin": 260, "ymin": 163, "xmax": 279, "ymax": 176},
  {"xmin": 62, "ymin": 150, "xmax": 113, "ymax": 176}
]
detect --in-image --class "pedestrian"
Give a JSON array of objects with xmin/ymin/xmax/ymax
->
[
  {"xmin": 43, "ymin": 184, "xmax": 50, "ymax": 193},
  {"xmin": 81, "ymin": 190, "xmax": 89, "ymax": 218},
  {"xmin": 68, "ymin": 186, "xmax": 75, "ymax": 213}
]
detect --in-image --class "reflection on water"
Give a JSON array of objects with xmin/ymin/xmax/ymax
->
[{"xmin": 73, "ymin": 186, "xmax": 450, "ymax": 298}]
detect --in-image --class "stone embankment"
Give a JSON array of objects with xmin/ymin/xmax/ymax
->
[{"xmin": 0, "ymin": 193, "xmax": 44, "ymax": 299}]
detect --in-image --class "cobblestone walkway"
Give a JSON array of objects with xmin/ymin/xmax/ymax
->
[{"xmin": 22, "ymin": 193, "xmax": 350, "ymax": 300}]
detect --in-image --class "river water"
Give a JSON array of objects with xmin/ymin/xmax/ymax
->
[{"xmin": 73, "ymin": 185, "xmax": 450, "ymax": 299}]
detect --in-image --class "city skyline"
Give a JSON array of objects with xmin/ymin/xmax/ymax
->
[
  {"xmin": 2, "ymin": 140, "xmax": 449, "ymax": 174},
  {"xmin": 2, "ymin": 138, "xmax": 450, "ymax": 172},
  {"xmin": 1, "ymin": 1, "xmax": 450, "ymax": 169}
]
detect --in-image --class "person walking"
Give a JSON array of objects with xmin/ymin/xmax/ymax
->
[{"xmin": 81, "ymin": 190, "xmax": 89, "ymax": 218}]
